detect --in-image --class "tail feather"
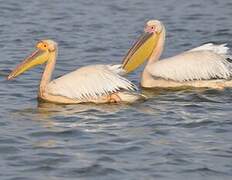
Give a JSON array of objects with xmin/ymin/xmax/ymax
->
[
  {"xmin": 107, "ymin": 64, "xmax": 126, "ymax": 76},
  {"xmin": 117, "ymin": 91, "xmax": 147, "ymax": 103}
]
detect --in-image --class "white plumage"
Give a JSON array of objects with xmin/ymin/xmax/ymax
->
[
  {"xmin": 188, "ymin": 43, "xmax": 230, "ymax": 54},
  {"xmin": 147, "ymin": 43, "xmax": 232, "ymax": 82},
  {"xmin": 46, "ymin": 64, "xmax": 137, "ymax": 100}
]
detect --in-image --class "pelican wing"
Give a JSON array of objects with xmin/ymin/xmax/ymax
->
[
  {"xmin": 46, "ymin": 64, "xmax": 136, "ymax": 100},
  {"xmin": 147, "ymin": 43, "xmax": 232, "ymax": 82}
]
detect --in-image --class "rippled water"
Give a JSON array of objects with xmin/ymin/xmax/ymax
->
[{"xmin": 1, "ymin": 0, "xmax": 232, "ymax": 179}]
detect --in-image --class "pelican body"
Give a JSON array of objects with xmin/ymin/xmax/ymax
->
[
  {"xmin": 122, "ymin": 20, "xmax": 232, "ymax": 89},
  {"xmin": 7, "ymin": 40, "xmax": 144, "ymax": 104}
]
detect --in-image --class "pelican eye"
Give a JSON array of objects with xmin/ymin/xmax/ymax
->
[{"xmin": 43, "ymin": 44, "xmax": 47, "ymax": 48}]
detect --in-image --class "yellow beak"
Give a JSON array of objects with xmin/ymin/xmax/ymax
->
[
  {"xmin": 7, "ymin": 49, "xmax": 50, "ymax": 80},
  {"xmin": 122, "ymin": 32, "xmax": 159, "ymax": 73}
]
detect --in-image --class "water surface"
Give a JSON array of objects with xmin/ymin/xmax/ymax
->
[{"xmin": 1, "ymin": 0, "xmax": 232, "ymax": 179}]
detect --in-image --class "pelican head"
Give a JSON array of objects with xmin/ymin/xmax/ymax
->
[
  {"xmin": 7, "ymin": 39, "xmax": 57, "ymax": 80},
  {"xmin": 122, "ymin": 20, "xmax": 164, "ymax": 73}
]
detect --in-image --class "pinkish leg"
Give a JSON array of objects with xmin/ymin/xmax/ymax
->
[{"xmin": 108, "ymin": 93, "xmax": 122, "ymax": 103}]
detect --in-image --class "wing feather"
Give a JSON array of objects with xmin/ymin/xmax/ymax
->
[
  {"xmin": 46, "ymin": 64, "xmax": 136, "ymax": 100},
  {"xmin": 147, "ymin": 44, "xmax": 232, "ymax": 82},
  {"xmin": 188, "ymin": 43, "xmax": 230, "ymax": 55}
]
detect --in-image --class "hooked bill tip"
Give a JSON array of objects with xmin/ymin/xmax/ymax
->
[{"xmin": 6, "ymin": 73, "xmax": 14, "ymax": 80}]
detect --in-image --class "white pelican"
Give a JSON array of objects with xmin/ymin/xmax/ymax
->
[
  {"xmin": 122, "ymin": 20, "xmax": 232, "ymax": 89},
  {"xmin": 7, "ymin": 39, "xmax": 144, "ymax": 104}
]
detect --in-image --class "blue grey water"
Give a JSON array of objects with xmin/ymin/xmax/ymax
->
[{"xmin": 0, "ymin": 0, "xmax": 232, "ymax": 179}]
